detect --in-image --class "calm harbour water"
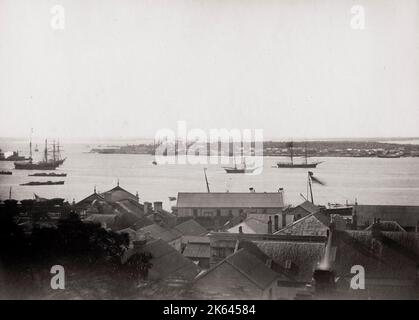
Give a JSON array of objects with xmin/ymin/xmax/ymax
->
[{"xmin": 1, "ymin": 140, "xmax": 419, "ymax": 209}]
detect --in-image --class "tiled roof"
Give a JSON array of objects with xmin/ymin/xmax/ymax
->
[
  {"xmin": 84, "ymin": 214, "xmax": 117, "ymax": 228},
  {"xmin": 176, "ymin": 192, "xmax": 285, "ymax": 208},
  {"xmin": 275, "ymin": 212, "xmax": 330, "ymax": 236},
  {"xmin": 183, "ymin": 243, "xmax": 211, "ymax": 259},
  {"xmin": 332, "ymin": 230, "xmax": 419, "ymax": 281},
  {"xmin": 254, "ymin": 240, "xmax": 325, "ymax": 282},
  {"xmin": 182, "ymin": 236, "xmax": 210, "ymax": 244},
  {"xmin": 354, "ymin": 205, "xmax": 419, "ymax": 228},
  {"xmin": 138, "ymin": 223, "xmax": 182, "ymax": 242},
  {"xmin": 225, "ymin": 249, "xmax": 279, "ymax": 289},
  {"xmin": 299, "ymin": 201, "xmax": 321, "ymax": 214},
  {"xmin": 228, "ymin": 217, "xmax": 270, "ymax": 234},
  {"xmin": 123, "ymin": 239, "xmax": 199, "ymax": 281},
  {"xmin": 365, "ymin": 221, "xmax": 406, "ymax": 232},
  {"xmin": 174, "ymin": 219, "xmax": 208, "ymax": 237},
  {"xmin": 196, "ymin": 248, "xmax": 279, "ymax": 290},
  {"xmin": 101, "ymin": 185, "xmax": 138, "ymax": 203}
]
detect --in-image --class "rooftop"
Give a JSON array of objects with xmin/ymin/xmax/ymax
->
[{"xmin": 176, "ymin": 192, "xmax": 285, "ymax": 209}]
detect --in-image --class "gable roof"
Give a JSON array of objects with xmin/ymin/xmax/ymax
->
[
  {"xmin": 254, "ymin": 240, "xmax": 325, "ymax": 282},
  {"xmin": 174, "ymin": 219, "xmax": 207, "ymax": 237},
  {"xmin": 75, "ymin": 192, "xmax": 104, "ymax": 207},
  {"xmin": 183, "ymin": 243, "xmax": 211, "ymax": 259},
  {"xmin": 365, "ymin": 221, "xmax": 406, "ymax": 232},
  {"xmin": 84, "ymin": 214, "xmax": 117, "ymax": 228},
  {"xmin": 196, "ymin": 248, "xmax": 279, "ymax": 290},
  {"xmin": 354, "ymin": 205, "xmax": 419, "ymax": 228},
  {"xmin": 298, "ymin": 201, "xmax": 321, "ymax": 214},
  {"xmin": 138, "ymin": 223, "xmax": 182, "ymax": 242},
  {"xmin": 275, "ymin": 212, "xmax": 330, "ymax": 236},
  {"xmin": 114, "ymin": 199, "xmax": 144, "ymax": 218},
  {"xmin": 332, "ymin": 230, "xmax": 419, "ymax": 281},
  {"xmin": 123, "ymin": 239, "xmax": 199, "ymax": 281},
  {"xmin": 176, "ymin": 192, "xmax": 285, "ymax": 208},
  {"xmin": 101, "ymin": 185, "xmax": 138, "ymax": 203},
  {"xmin": 228, "ymin": 217, "xmax": 270, "ymax": 234}
]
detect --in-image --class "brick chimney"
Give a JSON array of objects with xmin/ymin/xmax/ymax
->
[
  {"xmin": 274, "ymin": 215, "xmax": 279, "ymax": 232},
  {"xmin": 281, "ymin": 213, "xmax": 287, "ymax": 227},
  {"xmin": 267, "ymin": 216, "xmax": 272, "ymax": 234},
  {"xmin": 371, "ymin": 218, "xmax": 381, "ymax": 239},
  {"xmin": 153, "ymin": 201, "xmax": 163, "ymax": 212},
  {"xmin": 352, "ymin": 212, "xmax": 358, "ymax": 230},
  {"xmin": 143, "ymin": 201, "xmax": 151, "ymax": 215}
]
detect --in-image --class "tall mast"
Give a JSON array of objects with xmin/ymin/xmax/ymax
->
[
  {"xmin": 204, "ymin": 168, "xmax": 210, "ymax": 193},
  {"xmin": 308, "ymin": 172, "xmax": 314, "ymax": 204},
  {"xmin": 52, "ymin": 140, "xmax": 56, "ymax": 162},
  {"xmin": 29, "ymin": 129, "xmax": 33, "ymax": 160},
  {"xmin": 57, "ymin": 140, "xmax": 61, "ymax": 160},
  {"xmin": 44, "ymin": 139, "xmax": 48, "ymax": 162},
  {"xmin": 289, "ymin": 141, "xmax": 294, "ymax": 165}
]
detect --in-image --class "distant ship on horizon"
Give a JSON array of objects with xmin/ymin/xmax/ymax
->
[{"xmin": 276, "ymin": 142, "xmax": 322, "ymax": 168}]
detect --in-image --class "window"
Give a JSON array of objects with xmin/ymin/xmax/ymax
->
[
  {"xmin": 285, "ymin": 259, "xmax": 292, "ymax": 269},
  {"xmin": 216, "ymin": 209, "xmax": 221, "ymax": 217},
  {"xmin": 228, "ymin": 209, "xmax": 233, "ymax": 217},
  {"xmin": 203, "ymin": 211, "xmax": 213, "ymax": 217},
  {"xmin": 193, "ymin": 209, "xmax": 198, "ymax": 217}
]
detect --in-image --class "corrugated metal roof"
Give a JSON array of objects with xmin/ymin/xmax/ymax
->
[{"xmin": 176, "ymin": 192, "xmax": 284, "ymax": 208}]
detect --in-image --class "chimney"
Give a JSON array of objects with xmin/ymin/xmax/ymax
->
[
  {"xmin": 143, "ymin": 202, "xmax": 151, "ymax": 215},
  {"xmin": 153, "ymin": 201, "xmax": 163, "ymax": 212},
  {"xmin": 267, "ymin": 216, "xmax": 272, "ymax": 234},
  {"xmin": 281, "ymin": 213, "xmax": 287, "ymax": 227},
  {"xmin": 274, "ymin": 215, "xmax": 279, "ymax": 232},
  {"xmin": 371, "ymin": 218, "xmax": 381, "ymax": 238},
  {"xmin": 352, "ymin": 212, "xmax": 358, "ymax": 230}
]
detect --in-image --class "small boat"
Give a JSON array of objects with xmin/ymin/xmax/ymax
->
[
  {"xmin": 152, "ymin": 160, "xmax": 157, "ymax": 165},
  {"xmin": 20, "ymin": 181, "xmax": 65, "ymax": 186},
  {"xmin": 0, "ymin": 170, "xmax": 12, "ymax": 175},
  {"xmin": 29, "ymin": 172, "xmax": 67, "ymax": 177}
]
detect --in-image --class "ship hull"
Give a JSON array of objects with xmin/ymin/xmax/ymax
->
[
  {"xmin": 14, "ymin": 161, "xmax": 58, "ymax": 170},
  {"xmin": 29, "ymin": 173, "xmax": 67, "ymax": 177},
  {"xmin": 224, "ymin": 167, "xmax": 257, "ymax": 174},
  {"xmin": 20, "ymin": 181, "xmax": 64, "ymax": 186},
  {"xmin": 276, "ymin": 162, "xmax": 321, "ymax": 168}
]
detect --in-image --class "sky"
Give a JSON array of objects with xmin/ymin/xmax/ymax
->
[{"xmin": 0, "ymin": 0, "xmax": 418, "ymax": 141}]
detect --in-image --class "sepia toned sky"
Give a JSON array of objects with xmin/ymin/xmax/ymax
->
[{"xmin": 0, "ymin": 0, "xmax": 418, "ymax": 140}]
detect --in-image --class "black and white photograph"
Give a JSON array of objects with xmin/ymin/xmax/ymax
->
[{"xmin": 1, "ymin": 0, "xmax": 419, "ymax": 304}]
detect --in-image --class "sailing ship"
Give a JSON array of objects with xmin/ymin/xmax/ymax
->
[
  {"xmin": 14, "ymin": 139, "xmax": 64, "ymax": 170},
  {"xmin": 223, "ymin": 156, "xmax": 258, "ymax": 174},
  {"xmin": 276, "ymin": 142, "xmax": 322, "ymax": 168}
]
